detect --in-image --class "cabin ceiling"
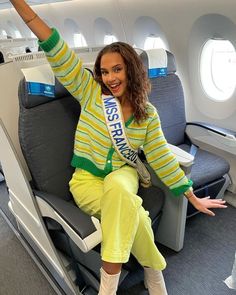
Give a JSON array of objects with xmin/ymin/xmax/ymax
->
[{"xmin": 0, "ymin": 0, "xmax": 74, "ymax": 10}]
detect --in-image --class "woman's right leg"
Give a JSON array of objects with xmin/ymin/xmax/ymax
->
[
  {"xmin": 69, "ymin": 169, "xmax": 121, "ymax": 294},
  {"xmin": 101, "ymin": 166, "xmax": 167, "ymax": 294},
  {"xmin": 69, "ymin": 168, "xmax": 103, "ymax": 219}
]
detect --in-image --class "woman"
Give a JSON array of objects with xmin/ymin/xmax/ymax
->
[{"xmin": 10, "ymin": 1, "xmax": 227, "ymax": 294}]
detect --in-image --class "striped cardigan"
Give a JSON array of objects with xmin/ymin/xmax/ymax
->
[{"xmin": 39, "ymin": 28, "xmax": 192, "ymax": 196}]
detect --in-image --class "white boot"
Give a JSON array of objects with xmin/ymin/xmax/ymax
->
[
  {"xmin": 98, "ymin": 268, "xmax": 120, "ymax": 295},
  {"xmin": 144, "ymin": 267, "xmax": 168, "ymax": 295}
]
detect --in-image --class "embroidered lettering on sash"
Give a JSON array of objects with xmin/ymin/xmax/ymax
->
[
  {"xmin": 102, "ymin": 95, "xmax": 138, "ymax": 166},
  {"xmin": 101, "ymin": 94, "xmax": 151, "ymax": 187}
]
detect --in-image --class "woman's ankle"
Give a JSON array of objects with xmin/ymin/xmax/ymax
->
[
  {"xmin": 143, "ymin": 267, "xmax": 168, "ymax": 295},
  {"xmin": 102, "ymin": 261, "xmax": 122, "ymax": 275},
  {"xmin": 98, "ymin": 267, "xmax": 121, "ymax": 295}
]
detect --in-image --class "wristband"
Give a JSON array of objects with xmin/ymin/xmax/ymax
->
[
  {"xmin": 25, "ymin": 13, "xmax": 38, "ymax": 24},
  {"xmin": 184, "ymin": 187, "xmax": 194, "ymax": 199}
]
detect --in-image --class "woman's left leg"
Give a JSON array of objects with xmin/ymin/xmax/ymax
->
[
  {"xmin": 101, "ymin": 165, "xmax": 166, "ymax": 269},
  {"xmin": 69, "ymin": 169, "xmax": 122, "ymax": 294},
  {"xmin": 101, "ymin": 165, "xmax": 142, "ymax": 263},
  {"xmin": 102, "ymin": 165, "xmax": 167, "ymax": 294}
]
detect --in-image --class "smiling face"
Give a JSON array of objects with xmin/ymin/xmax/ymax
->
[{"xmin": 100, "ymin": 52, "xmax": 128, "ymax": 100}]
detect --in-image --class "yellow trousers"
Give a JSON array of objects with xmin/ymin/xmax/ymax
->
[{"xmin": 69, "ymin": 165, "xmax": 166, "ymax": 270}]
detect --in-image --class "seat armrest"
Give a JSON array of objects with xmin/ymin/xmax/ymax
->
[
  {"xmin": 138, "ymin": 147, "xmax": 191, "ymax": 251},
  {"xmin": 187, "ymin": 122, "xmax": 236, "ymax": 139},
  {"xmin": 139, "ymin": 144, "xmax": 194, "ymax": 167},
  {"xmin": 186, "ymin": 121, "xmax": 236, "ymax": 152},
  {"xmin": 168, "ymin": 143, "xmax": 194, "ymax": 167},
  {"xmin": 34, "ymin": 190, "xmax": 102, "ymax": 252}
]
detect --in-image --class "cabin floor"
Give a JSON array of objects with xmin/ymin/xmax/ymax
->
[{"xmin": 0, "ymin": 178, "xmax": 236, "ymax": 295}]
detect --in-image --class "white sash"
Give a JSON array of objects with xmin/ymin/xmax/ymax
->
[{"xmin": 102, "ymin": 95, "xmax": 151, "ymax": 187}]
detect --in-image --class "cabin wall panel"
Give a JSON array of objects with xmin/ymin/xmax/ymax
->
[
  {"xmin": 0, "ymin": 62, "xmax": 30, "ymax": 178},
  {"xmin": 187, "ymin": 14, "xmax": 236, "ymax": 125},
  {"xmin": 118, "ymin": 0, "xmax": 236, "ymax": 131}
]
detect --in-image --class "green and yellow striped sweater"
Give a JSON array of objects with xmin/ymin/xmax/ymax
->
[{"xmin": 39, "ymin": 28, "xmax": 192, "ymax": 196}]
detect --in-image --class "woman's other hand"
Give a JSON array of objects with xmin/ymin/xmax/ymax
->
[{"xmin": 188, "ymin": 194, "xmax": 227, "ymax": 216}]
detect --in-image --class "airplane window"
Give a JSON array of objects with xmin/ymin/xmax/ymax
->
[
  {"xmin": 73, "ymin": 33, "xmax": 87, "ymax": 47},
  {"xmin": 31, "ymin": 31, "xmax": 37, "ymax": 38},
  {"xmin": 200, "ymin": 39, "xmax": 236, "ymax": 101},
  {"xmin": 144, "ymin": 35, "xmax": 167, "ymax": 50},
  {"xmin": 1, "ymin": 29, "xmax": 7, "ymax": 39},
  {"xmin": 104, "ymin": 34, "xmax": 118, "ymax": 45},
  {"xmin": 14, "ymin": 30, "xmax": 22, "ymax": 38}
]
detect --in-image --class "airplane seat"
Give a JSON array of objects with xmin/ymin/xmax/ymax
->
[
  {"xmin": 140, "ymin": 48, "xmax": 231, "ymax": 217},
  {"xmin": 16, "ymin": 74, "xmax": 166, "ymax": 293}
]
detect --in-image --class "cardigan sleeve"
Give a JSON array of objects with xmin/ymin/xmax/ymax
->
[
  {"xmin": 38, "ymin": 28, "xmax": 101, "ymax": 106},
  {"xmin": 142, "ymin": 109, "xmax": 192, "ymax": 196}
]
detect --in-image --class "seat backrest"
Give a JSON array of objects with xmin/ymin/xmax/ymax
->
[
  {"xmin": 18, "ymin": 77, "xmax": 81, "ymax": 200},
  {"xmin": 140, "ymin": 48, "xmax": 186, "ymax": 146}
]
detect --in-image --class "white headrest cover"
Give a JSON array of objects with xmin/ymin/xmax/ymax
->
[{"xmin": 145, "ymin": 48, "xmax": 168, "ymax": 78}]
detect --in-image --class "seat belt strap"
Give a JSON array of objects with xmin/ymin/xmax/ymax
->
[{"xmin": 189, "ymin": 143, "xmax": 198, "ymax": 157}]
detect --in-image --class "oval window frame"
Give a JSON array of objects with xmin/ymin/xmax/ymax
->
[{"xmin": 200, "ymin": 38, "xmax": 236, "ymax": 102}]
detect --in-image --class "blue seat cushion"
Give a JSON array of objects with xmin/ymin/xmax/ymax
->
[{"xmin": 178, "ymin": 144, "xmax": 230, "ymax": 189}]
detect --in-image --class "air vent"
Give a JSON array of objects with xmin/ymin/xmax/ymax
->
[{"xmin": 12, "ymin": 52, "xmax": 46, "ymax": 62}]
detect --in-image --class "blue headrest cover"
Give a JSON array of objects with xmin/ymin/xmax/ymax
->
[
  {"xmin": 20, "ymin": 77, "xmax": 71, "ymax": 109},
  {"xmin": 20, "ymin": 63, "xmax": 72, "ymax": 108}
]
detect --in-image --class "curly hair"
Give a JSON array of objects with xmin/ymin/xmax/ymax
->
[{"xmin": 94, "ymin": 42, "xmax": 151, "ymax": 123}]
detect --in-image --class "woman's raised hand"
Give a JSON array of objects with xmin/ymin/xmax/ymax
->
[{"xmin": 10, "ymin": 0, "xmax": 52, "ymax": 41}]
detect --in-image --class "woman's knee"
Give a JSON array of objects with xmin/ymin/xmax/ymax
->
[
  {"xmin": 104, "ymin": 167, "xmax": 139, "ymax": 194},
  {"xmin": 138, "ymin": 207, "xmax": 152, "ymax": 229},
  {"xmin": 101, "ymin": 186, "xmax": 142, "ymax": 220}
]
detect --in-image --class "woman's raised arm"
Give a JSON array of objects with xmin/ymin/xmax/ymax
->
[{"xmin": 10, "ymin": 0, "xmax": 52, "ymax": 41}]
